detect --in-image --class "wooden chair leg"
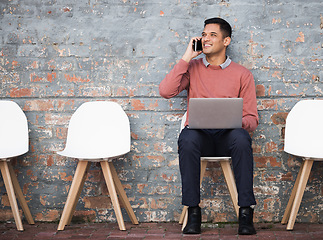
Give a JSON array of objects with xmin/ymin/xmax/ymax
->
[
  {"xmin": 100, "ymin": 161, "xmax": 126, "ymax": 231},
  {"xmin": 179, "ymin": 206, "xmax": 188, "ymax": 225},
  {"xmin": 179, "ymin": 160, "xmax": 208, "ymax": 228},
  {"xmin": 200, "ymin": 161, "xmax": 208, "ymax": 186},
  {"xmin": 0, "ymin": 161, "xmax": 23, "ymax": 231},
  {"xmin": 286, "ymin": 159, "xmax": 313, "ymax": 230},
  {"xmin": 66, "ymin": 161, "xmax": 90, "ymax": 226},
  {"xmin": 220, "ymin": 160, "xmax": 239, "ymax": 217},
  {"xmin": 281, "ymin": 162, "xmax": 304, "ymax": 224},
  {"xmin": 109, "ymin": 162, "xmax": 138, "ymax": 225},
  {"xmin": 7, "ymin": 163, "xmax": 34, "ymax": 225},
  {"xmin": 181, "ymin": 209, "xmax": 188, "ymax": 231},
  {"xmin": 57, "ymin": 161, "xmax": 89, "ymax": 231}
]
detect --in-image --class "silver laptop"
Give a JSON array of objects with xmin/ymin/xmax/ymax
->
[{"xmin": 188, "ymin": 98, "xmax": 243, "ymax": 129}]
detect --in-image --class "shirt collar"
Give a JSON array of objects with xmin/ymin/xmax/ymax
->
[{"xmin": 202, "ymin": 56, "xmax": 231, "ymax": 69}]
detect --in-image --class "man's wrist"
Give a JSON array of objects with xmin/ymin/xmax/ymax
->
[{"xmin": 182, "ymin": 55, "xmax": 192, "ymax": 63}]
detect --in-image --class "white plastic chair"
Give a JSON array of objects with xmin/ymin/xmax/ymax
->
[
  {"xmin": 0, "ymin": 100, "xmax": 34, "ymax": 231},
  {"xmin": 281, "ymin": 100, "xmax": 323, "ymax": 230},
  {"xmin": 178, "ymin": 112, "xmax": 239, "ymax": 229},
  {"xmin": 57, "ymin": 101, "xmax": 138, "ymax": 231}
]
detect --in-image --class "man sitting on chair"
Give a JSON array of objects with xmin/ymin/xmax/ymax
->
[{"xmin": 159, "ymin": 17, "xmax": 259, "ymax": 235}]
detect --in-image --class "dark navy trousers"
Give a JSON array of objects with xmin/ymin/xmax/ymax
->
[{"xmin": 178, "ymin": 127, "xmax": 256, "ymax": 207}]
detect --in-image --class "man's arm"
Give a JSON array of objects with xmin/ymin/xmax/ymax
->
[
  {"xmin": 240, "ymin": 71, "xmax": 259, "ymax": 132},
  {"xmin": 159, "ymin": 37, "xmax": 202, "ymax": 99},
  {"xmin": 159, "ymin": 60, "xmax": 189, "ymax": 99}
]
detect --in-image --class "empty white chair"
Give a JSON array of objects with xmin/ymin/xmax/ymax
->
[
  {"xmin": 57, "ymin": 101, "xmax": 138, "ymax": 231},
  {"xmin": 178, "ymin": 112, "xmax": 239, "ymax": 229},
  {"xmin": 0, "ymin": 100, "xmax": 34, "ymax": 231},
  {"xmin": 281, "ymin": 100, "xmax": 323, "ymax": 230}
]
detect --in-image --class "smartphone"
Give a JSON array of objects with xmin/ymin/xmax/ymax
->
[{"xmin": 192, "ymin": 39, "xmax": 202, "ymax": 51}]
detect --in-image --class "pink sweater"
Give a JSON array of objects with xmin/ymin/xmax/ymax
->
[{"xmin": 159, "ymin": 58, "xmax": 259, "ymax": 132}]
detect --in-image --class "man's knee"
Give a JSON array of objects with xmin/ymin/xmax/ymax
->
[
  {"xmin": 178, "ymin": 128, "xmax": 201, "ymax": 152},
  {"xmin": 225, "ymin": 128, "xmax": 252, "ymax": 158},
  {"xmin": 228, "ymin": 129, "xmax": 252, "ymax": 153}
]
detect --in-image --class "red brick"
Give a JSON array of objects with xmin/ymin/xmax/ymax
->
[
  {"xmin": 256, "ymin": 84, "xmax": 266, "ymax": 97},
  {"xmin": 65, "ymin": 74, "xmax": 90, "ymax": 83},
  {"xmin": 271, "ymin": 112, "xmax": 288, "ymax": 125},
  {"xmin": 254, "ymin": 156, "xmax": 281, "ymax": 168},
  {"xmin": 84, "ymin": 196, "xmax": 112, "ymax": 209},
  {"xmin": 265, "ymin": 141, "xmax": 278, "ymax": 152},
  {"xmin": 35, "ymin": 210, "xmax": 59, "ymax": 221},
  {"xmin": 8, "ymin": 87, "xmax": 32, "ymax": 97},
  {"xmin": 131, "ymin": 99, "xmax": 145, "ymax": 110},
  {"xmin": 23, "ymin": 100, "xmax": 55, "ymax": 111}
]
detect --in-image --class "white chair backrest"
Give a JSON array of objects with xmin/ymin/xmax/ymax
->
[
  {"xmin": 284, "ymin": 100, "xmax": 323, "ymax": 159},
  {"xmin": 0, "ymin": 100, "xmax": 29, "ymax": 159},
  {"xmin": 57, "ymin": 101, "xmax": 130, "ymax": 159},
  {"xmin": 180, "ymin": 112, "xmax": 187, "ymax": 132}
]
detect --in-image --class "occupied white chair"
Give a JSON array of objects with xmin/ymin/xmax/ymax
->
[
  {"xmin": 57, "ymin": 101, "xmax": 138, "ymax": 231},
  {"xmin": 178, "ymin": 112, "xmax": 239, "ymax": 229},
  {"xmin": 0, "ymin": 100, "xmax": 34, "ymax": 231},
  {"xmin": 281, "ymin": 100, "xmax": 323, "ymax": 230}
]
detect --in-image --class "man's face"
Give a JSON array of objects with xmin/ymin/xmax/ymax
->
[{"xmin": 201, "ymin": 23, "xmax": 230, "ymax": 56}]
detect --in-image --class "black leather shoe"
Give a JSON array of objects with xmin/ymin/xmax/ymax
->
[
  {"xmin": 183, "ymin": 206, "xmax": 201, "ymax": 234},
  {"xmin": 238, "ymin": 207, "xmax": 256, "ymax": 235}
]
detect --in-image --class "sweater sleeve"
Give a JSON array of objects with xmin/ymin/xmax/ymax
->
[
  {"xmin": 159, "ymin": 59, "xmax": 190, "ymax": 99},
  {"xmin": 240, "ymin": 71, "xmax": 259, "ymax": 132}
]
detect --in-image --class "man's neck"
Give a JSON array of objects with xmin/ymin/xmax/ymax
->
[{"xmin": 205, "ymin": 54, "xmax": 227, "ymax": 66}]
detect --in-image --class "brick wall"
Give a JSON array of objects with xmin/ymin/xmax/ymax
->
[{"xmin": 0, "ymin": 0, "xmax": 322, "ymax": 224}]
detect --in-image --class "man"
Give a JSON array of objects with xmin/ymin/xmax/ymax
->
[{"xmin": 159, "ymin": 17, "xmax": 258, "ymax": 235}]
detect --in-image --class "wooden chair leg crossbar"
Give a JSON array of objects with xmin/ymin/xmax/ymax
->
[
  {"xmin": 281, "ymin": 158, "xmax": 322, "ymax": 230},
  {"xmin": 57, "ymin": 160, "xmax": 139, "ymax": 231},
  {"xmin": 179, "ymin": 157, "xmax": 239, "ymax": 230},
  {"xmin": 0, "ymin": 160, "xmax": 35, "ymax": 231}
]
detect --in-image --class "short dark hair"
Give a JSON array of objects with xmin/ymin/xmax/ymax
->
[{"xmin": 204, "ymin": 17, "xmax": 232, "ymax": 38}]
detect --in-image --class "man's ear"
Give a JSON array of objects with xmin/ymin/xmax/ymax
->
[{"xmin": 224, "ymin": 37, "xmax": 231, "ymax": 47}]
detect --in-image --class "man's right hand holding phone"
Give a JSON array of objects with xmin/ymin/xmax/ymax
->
[{"xmin": 182, "ymin": 37, "xmax": 203, "ymax": 63}]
